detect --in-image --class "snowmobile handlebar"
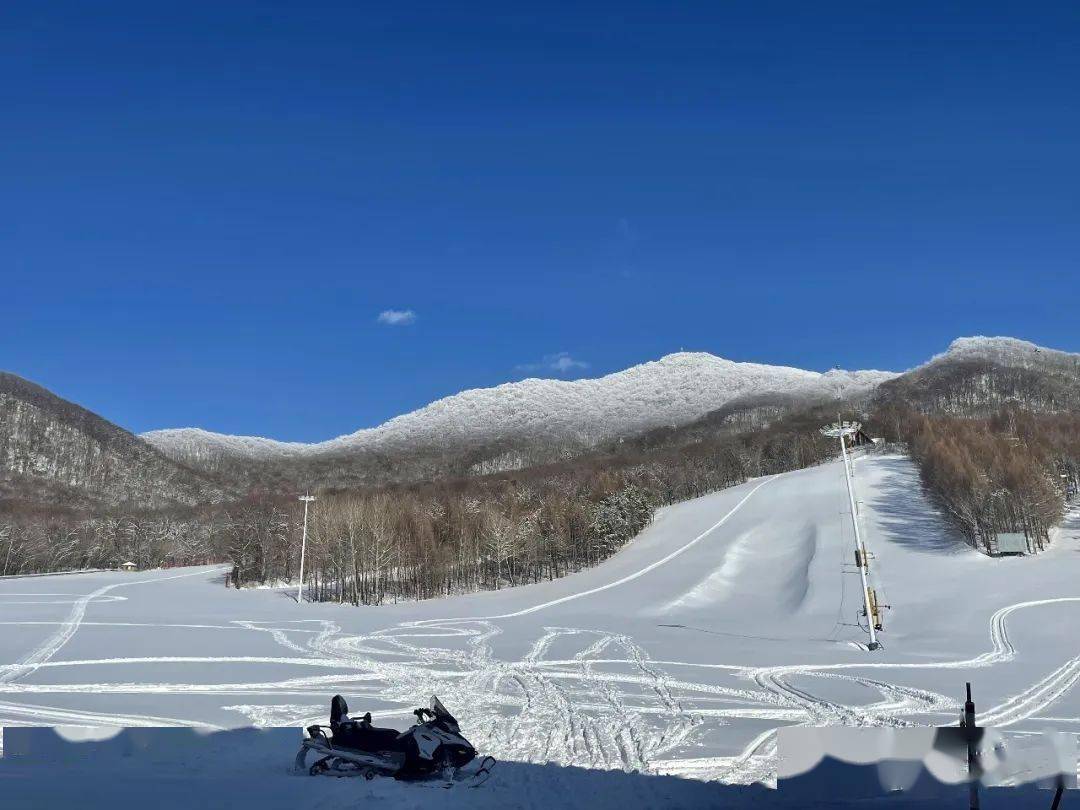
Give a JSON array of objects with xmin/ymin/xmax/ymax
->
[{"xmin": 413, "ymin": 707, "xmax": 435, "ymax": 723}]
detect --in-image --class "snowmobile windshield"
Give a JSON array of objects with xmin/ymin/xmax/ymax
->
[{"xmin": 430, "ymin": 696, "xmax": 455, "ymax": 722}]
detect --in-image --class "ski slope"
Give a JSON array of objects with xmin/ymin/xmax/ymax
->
[{"xmin": 1, "ymin": 454, "xmax": 1079, "ymax": 801}]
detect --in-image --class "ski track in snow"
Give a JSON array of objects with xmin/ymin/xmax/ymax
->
[
  {"xmin": 2, "ymin": 591, "xmax": 1078, "ymax": 783},
  {"xmin": 0, "ymin": 567, "xmax": 230, "ymax": 687},
  {"xmin": 1, "ymin": 479, "xmax": 1078, "ymax": 784}
]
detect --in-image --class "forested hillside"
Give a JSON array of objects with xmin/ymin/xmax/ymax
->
[
  {"xmin": 220, "ymin": 401, "xmax": 842, "ymax": 603},
  {"xmin": 862, "ymin": 339, "xmax": 1080, "ymax": 553},
  {"xmin": 1, "ymin": 372, "xmax": 225, "ymax": 511},
  {"xmin": 874, "ymin": 337, "xmax": 1080, "ymax": 416},
  {"xmin": 2, "ymin": 337, "xmax": 1078, "ymax": 593},
  {"xmin": 141, "ymin": 352, "xmax": 894, "ymax": 490}
]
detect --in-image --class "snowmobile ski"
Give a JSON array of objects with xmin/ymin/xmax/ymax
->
[
  {"xmin": 408, "ymin": 757, "xmax": 497, "ymax": 789},
  {"xmin": 467, "ymin": 755, "xmax": 497, "ymax": 788}
]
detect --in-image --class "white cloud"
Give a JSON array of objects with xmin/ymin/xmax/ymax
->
[
  {"xmin": 376, "ymin": 309, "xmax": 417, "ymax": 326},
  {"xmin": 547, "ymin": 352, "xmax": 589, "ymax": 373},
  {"xmin": 517, "ymin": 352, "xmax": 590, "ymax": 375}
]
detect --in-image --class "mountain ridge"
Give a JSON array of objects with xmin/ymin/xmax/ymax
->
[
  {"xmin": 875, "ymin": 336, "xmax": 1080, "ymax": 416},
  {"xmin": 140, "ymin": 351, "xmax": 898, "ymax": 464},
  {"xmin": 0, "ymin": 371, "xmax": 225, "ymax": 509},
  {"xmin": 933, "ymin": 335, "xmax": 1080, "ymax": 366},
  {"xmin": 3, "ymin": 334, "xmax": 1076, "ymax": 507}
]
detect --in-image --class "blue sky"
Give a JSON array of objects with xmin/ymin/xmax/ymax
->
[{"xmin": 3, "ymin": 2, "xmax": 1078, "ymax": 441}]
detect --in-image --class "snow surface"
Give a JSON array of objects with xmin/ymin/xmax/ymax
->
[
  {"xmin": 0, "ymin": 727, "xmax": 1068, "ymax": 809},
  {"xmin": 140, "ymin": 352, "xmax": 897, "ymax": 461},
  {"xmin": 2, "ymin": 454, "xmax": 1079, "ymax": 807}
]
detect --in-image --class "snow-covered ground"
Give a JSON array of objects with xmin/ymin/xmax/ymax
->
[{"xmin": 1, "ymin": 454, "xmax": 1078, "ymax": 807}]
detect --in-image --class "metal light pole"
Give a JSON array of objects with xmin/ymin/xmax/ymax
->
[
  {"xmin": 297, "ymin": 494, "xmax": 316, "ymax": 604},
  {"xmin": 821, "ymin": 419, "xmax": 879, "ymax": 650}
]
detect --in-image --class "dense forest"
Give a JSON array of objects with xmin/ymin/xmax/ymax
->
[{"xmin": 0, "ymin": 506, "xmax": 218, "ymax": 576}]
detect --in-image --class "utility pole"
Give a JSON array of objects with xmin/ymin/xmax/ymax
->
[
  {"xmin": 821, "ymin": 419, "xmax": 880, "ymax": 650},
  {"xmin": 297, "ymin": 494, "xmax": 316, "ymax": 604}
]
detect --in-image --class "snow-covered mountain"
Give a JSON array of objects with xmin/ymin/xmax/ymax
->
[
  {"xmin": 875, "ymin": 336, "xmax": 1080, "ymax": 415},
  {"xmin": 0, "ymin": 371, "xmax": 223, "ymax": 509},
  {"xmin": 2, "ymin": 333, "xmax": 1074, "ymax": 510},
  {"xmin": 141, "ymin": 352, "xmax": 898, "ymax": 466},
  {"xmin": 929, "ymin": 335, "xmax": 1080, "ymax": 368}
]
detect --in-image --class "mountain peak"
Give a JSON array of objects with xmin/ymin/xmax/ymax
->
[{"xmin": 935, "ymin": 336, "xmax": 1078, "ymax": 365}]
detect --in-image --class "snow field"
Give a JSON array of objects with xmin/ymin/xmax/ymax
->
[{"xmin": 1, "ymin": 453, "xmax": 1079, "ymax": 805}]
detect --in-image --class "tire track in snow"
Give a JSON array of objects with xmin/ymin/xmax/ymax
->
[
  {"xmin": 2, "ymin": 593, "xmax": 1077, "ymax": 783},
  {"xmin": 980, "ymin": 655, "xmax": 1080, "ymax": 726},
  {"xmin": 2, "ymin": 495, "xmax": 1078, "ymax": 787},
  {"xmin": 0, "ymin": 699, "xmax": 224, "ymax": 730},
  {"xmin": 706, "ymin": 596, "xmax": 1080, "ymax": 784},
  {"xmin": 0, "ymin": 567, "xmax": 230, "ymax": 686},
  {"xmin": 0, "ymin": 481, "xmax": 778, "ymax": 748}
]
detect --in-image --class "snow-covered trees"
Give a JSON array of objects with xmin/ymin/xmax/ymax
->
[
  {"xmin": 2, "ymin": 386, "xmax": 849, "ymax": 592},
  {"xmin": 7, "ymin": 401, "xmax": 1071, "ymax": 585},
  {"xmin": 220, "ymin": 411, "xmax": 837, "ymax": 603},
  {"xmin": 481, "ymin": 507, "xmax": 518, "ymax": 588},
  {"xmin": 141, "ymin": 354, "xmax": 895, "ymax": 481},
  {"xmin": 0, "ymin": 373, "xmax": 222, "ymax": 510},
  {"xmin": 591, "ymin": 486, "xmax": 654, "ymax": 560},
  {"xmin": 0, "ymin": 510, "xmax": 222, "ymax": 576}
]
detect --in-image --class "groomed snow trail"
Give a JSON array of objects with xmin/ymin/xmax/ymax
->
[{"xmin": 1, "ymin": 455, "xmax": 1078, "ymax": 785}]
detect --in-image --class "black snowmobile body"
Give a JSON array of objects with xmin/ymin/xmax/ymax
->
[
  {"xmin": 328, "ymin": 695, "xmax": 402, "ymax": 755},
  {"xmin": 295, "ymin": 695, "xmax": 494, "ymax": 786}
]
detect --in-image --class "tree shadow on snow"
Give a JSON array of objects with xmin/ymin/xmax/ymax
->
[
  {"xmin": 1056, "ymin": 502, "xmax": 1080, "ymax": 544},
  {"xmin": 865, "ymin": 457, "xmax": 969, "ymax": 555}
]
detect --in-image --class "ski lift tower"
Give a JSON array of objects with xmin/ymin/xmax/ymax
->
[{"xmin": 821, "ymin": 420, "xmax": 881, "ymax": 650}]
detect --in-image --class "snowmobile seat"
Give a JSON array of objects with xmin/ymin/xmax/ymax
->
[
  {"xmin": 335, "ymin": 724, "xmax": 401, "ymax": 753},
  {"xmin": 329, "ymin": 695, "xmax": 401, "ymax": 753}
]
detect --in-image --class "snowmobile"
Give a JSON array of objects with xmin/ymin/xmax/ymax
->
[{"xmin": 295, "ymin": 694, "xmax": 495, "ymax": 787}]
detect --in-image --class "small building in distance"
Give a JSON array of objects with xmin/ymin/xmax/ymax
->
[
  {"xmin": 844, "ymin": 426, "xmax": 877, "ymax": 448},
  {"xmin": 119, "ymin": 561, "xmax": 138, "ymax": 572},
  {"xmin": 994, "ymin": 533, "xmax": 1029, "ymax": 556}
]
